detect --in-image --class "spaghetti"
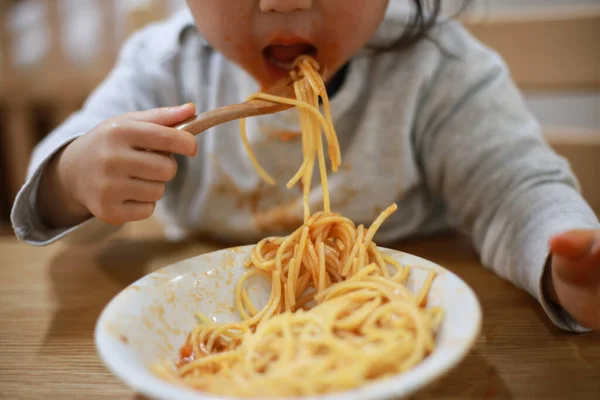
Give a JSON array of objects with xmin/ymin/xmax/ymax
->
[{"xmin": 153, "ymin": 56, "xmax": 443, "ymax": 397}]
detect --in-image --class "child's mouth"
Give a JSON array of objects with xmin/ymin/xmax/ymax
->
[{"xmin": 263, "ymin": 43, "xmax": 318, "ymax": 71}]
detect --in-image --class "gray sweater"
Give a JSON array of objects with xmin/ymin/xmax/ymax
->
[{"xmin": 11, "ymin": 10, "xmax": 599, "ymax": 331}]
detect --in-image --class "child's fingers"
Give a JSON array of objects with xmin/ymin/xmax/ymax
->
[
  {"xmin": 101, "ymin": 201, "xmax": 156, "ymax": 226},
  {"xmin": 122, "ymin": 179, "xmax": 166, "ymax": 203},
  {"xmin": 126, "ymin": 103, "xmax": 196, "ymax": 126},
  {"xmin": 549, "ymin": 230, "xmax": 596, "ymax": 261},
  {"xmin": 550, "ymin": 230, "xmax": 600, "ymax": 284},
  {"xmin": 121, "ymin": 200, "xmax": 156, "ymax": 222},
  {"xmin": 551, "ymin": 254, "xmax": 594, "ymax": 284},
  {"xmin": 593, "ymin": 234, "xmax": 600, "ymax": 260},
  {"xmin": 126, "ymin": 121, "xmax": 198, "ymax": 157},
  {"xmin": 122, "ymin": 151, "xmax": 178, "ymax": 182}
]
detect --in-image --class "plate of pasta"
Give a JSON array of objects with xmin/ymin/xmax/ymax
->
[
  {"xmin": 95, "ymin": 229, "xmax": 481, "ymax": 400},
  {"xmin": 95, "ymin": 55, "xmax": 481, "ymax": 399}
]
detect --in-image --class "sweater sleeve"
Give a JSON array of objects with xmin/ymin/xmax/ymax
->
[
  {"xmin": 11, "ymin": 29, "xmax": 165, "ymax": 246},
  {"xmin": 414, "ymin": 23, "xmax": 600, "ymax": 331}
]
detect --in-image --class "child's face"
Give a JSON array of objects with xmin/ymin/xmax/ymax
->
[{"xmin": 186, "ymin": 0, "xmax": 389, "ymax": 87}]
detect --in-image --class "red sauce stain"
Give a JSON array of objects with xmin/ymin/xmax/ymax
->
[
  {"xmin": 120, "ymin": 335, "xmax": 129, "ymax": 344},
  {"xmin": 485, "ymin": 324, "xmax": 496, "ymax": 343},
  {"xmin": 340, "ymin": 162, "xmax": 352, "ymax": 171},
  {"xmin": 267, "ymin": 129, "xmax": 302, "ymax": 143},
  {"xmin": 180, "ymin": 342, "xmax": 193, "ymax": 359},
  {"xmin": 175, "ymin": 335, "xmax": 240, "ymax": 370},
  {"xmin": 213, "ymin": 161, "xmax": 277, "ymax": 213},
  {"xmin": 253, "ymin": 204, "xmax": 304, "ymax": 233},
  {"xmin": 176, "ymin": 342, "xmax": 195, "ymax": 368},
  {"xmin": 211, "ymin": 153, "xmax": 305, "ymax": 233},
  {"xmin": 248, "ymin": 188, "xmax": 263, "ymax": 214}
]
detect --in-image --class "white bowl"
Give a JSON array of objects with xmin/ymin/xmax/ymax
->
[{"xmin": 95, "ymin": 246, "xmax": 481, "ymax": 400}]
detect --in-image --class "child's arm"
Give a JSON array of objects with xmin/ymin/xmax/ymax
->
[
  {"xmin": 415, "ymin": 24, "xmax": 600, "ymax": 331},
  {"xmin": 11, "ymin": 27, "xmax": 195, "ymax": 245},
  {"xmin": 36, "ymin": 104, "xmax": 197, "ymax": 228}
]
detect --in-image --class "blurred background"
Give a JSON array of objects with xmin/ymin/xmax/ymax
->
[{"xmin": 0, "ymin": 0, "xmax": 598, "ymax": 233}]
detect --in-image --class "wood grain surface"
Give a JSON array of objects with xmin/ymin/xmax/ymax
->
[{"xmin": 0, "ymin": 220, "xmax": 598, "ymax": 400}]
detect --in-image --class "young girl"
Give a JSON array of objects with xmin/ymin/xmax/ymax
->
[{"xmin": 11, "ymin": 0, "xmax": 600, "ymax": 331}]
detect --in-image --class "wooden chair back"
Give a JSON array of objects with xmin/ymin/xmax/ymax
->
[{"xmin": 0, "ymin": 0, "xmax": 170, "ymax": 227}]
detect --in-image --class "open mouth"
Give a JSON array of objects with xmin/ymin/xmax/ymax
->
[{"xmin": 263, "ymin": 43, "xmax": 318, "ymax": 71}]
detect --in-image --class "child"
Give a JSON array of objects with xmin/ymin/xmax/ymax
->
[{"xmin": 11, "ymin": 0, "xmax": 600, "ymax": 331}]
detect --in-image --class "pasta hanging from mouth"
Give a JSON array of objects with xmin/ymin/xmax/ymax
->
[
  {"xmin": 153, "ymin": 56, "xmax": 443, "ymax": 397},
  {"xmin": 241, "ymin": 55, "xmax": 340, "ymax": 220}
]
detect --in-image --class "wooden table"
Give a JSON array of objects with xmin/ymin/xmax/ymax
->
[{"xmin": 1, "ymin": 220, "xmax": 599, "ymax": 400}]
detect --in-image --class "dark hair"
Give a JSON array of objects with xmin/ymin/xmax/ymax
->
[{"xmin": 371, "ymin": 0, "xmax": 472, "ymax": 52}]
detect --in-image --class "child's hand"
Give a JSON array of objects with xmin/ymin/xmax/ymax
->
[
  {"xmin": 547, "ymin": 229, "xmax": 600, "ymax": 330},
  {"xmin": 39, "ymin": 104, "xmax": 197, "ymax": 227}
]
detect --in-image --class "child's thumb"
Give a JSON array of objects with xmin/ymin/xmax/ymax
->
[
  {"xmin": 127, "ymin": 103, "xmax": 196, "ymax": 126},
  {"xmin": 550, "ymin": 230, "xmax": 600, "ymax": 283},
  {"xmin": 549, "ymin": 230, "xmax": 596, "ymax": 261}
]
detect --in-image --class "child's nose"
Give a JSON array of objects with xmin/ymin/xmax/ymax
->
[{"xmin": 259, "ymin": 0, "xmax": 313, "ymax": 13}]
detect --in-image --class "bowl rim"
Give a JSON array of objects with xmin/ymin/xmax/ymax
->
[{"xmin": 95, "ymin": 245, "xmax": 482, "ymax": 400}]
